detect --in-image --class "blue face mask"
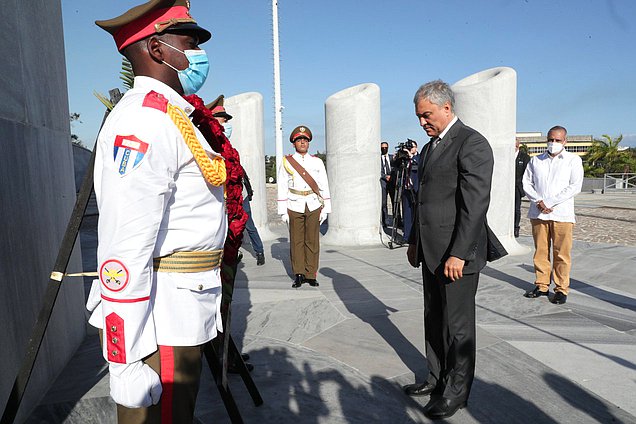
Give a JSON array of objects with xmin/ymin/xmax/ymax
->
[
  {"xmin": 159, "ymin": 40, "xmax": 210, "ymax": 95},
  {"xmin": 223, "ymin": 123, "xmax": 233, "ymax": 139}
]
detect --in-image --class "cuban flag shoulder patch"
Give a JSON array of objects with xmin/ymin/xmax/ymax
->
[{"xmin": 113, "ymin": 135, "xmax": 149, "ymax": 176}]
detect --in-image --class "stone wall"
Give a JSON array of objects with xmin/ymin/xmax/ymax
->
[{"xmin": 0, "ymin": 0, "xmax": 86, "ymax": 420}]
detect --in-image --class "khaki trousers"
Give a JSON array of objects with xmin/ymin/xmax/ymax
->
[
  {"xmin": 101, "ymin": 330, "xmax": 203, "ymax": 424},
  {"xmin": 288, "ymin": 205, "xmax": 321, "ymax": 279},
  {"xmin": 531, "ymin": 219, "xmax": 574, "ymax": 295}
]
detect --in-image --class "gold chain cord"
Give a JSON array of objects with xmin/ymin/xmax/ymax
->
[{"xmin": 167, "ymin": 104, "xmax": 227, "ymax": 187}]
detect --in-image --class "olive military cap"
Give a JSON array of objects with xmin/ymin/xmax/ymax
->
[
  {"xmin": 96, "ymin": 0, "xmax": 211, "ymax": 51},
  {"xmin": 289, "ymin": 125, "xmax": 312, "ymax": 143},
  {"xmin": 206, "ymin": 95, "xmax": 233, "ymax": 121}
]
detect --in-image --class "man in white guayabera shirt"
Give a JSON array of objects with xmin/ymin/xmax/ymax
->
[{"xmin": 522, "ymin": 126, "xmax": 583, "ymax": 305}]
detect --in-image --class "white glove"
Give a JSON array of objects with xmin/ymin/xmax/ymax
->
[
  {"xmin": 109, "ymin": 361, "xmax": 162, "ymax": 408},
  {"xmin": 319, "ymin": 211, "xmax": 328, "ymax": 225},
  {"xmin": 281, "ymin": 213, "xmax": 289, "ymax": 224}
]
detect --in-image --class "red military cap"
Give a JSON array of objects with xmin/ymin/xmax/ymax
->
[
  {"xmin": 96, "ymin": 0, "xmax": 211, "ymax": 52},
  {"xmin": 205, "ymin": 95, "xmax": 233, "ymax": 121},
  {"xmin": 290, "ymin": 125, "xmax": 312, "ymax": 143}
]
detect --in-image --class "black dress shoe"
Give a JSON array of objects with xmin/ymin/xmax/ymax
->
[
  {"xmin": 424, "ymin": 397, "xmax": 467, "ymax": 419},
  {"xmin": 403, "ymin": 382, "xmax": 437, "ymax": 397},
  {"xmin": 514, "ymin": 228, "xmax": 520, "ymax": 238},
  {"xmin": 551, "ymin": 292, "xmax": 567, "ymax": 304},
  {"xmin": 292, "ymin": 274, "xmax": 305, "ymax": 288},
  {"xmin": 305, "ymin": 278, "xmax": 319, "ymax": 287},
  {"xmin": 524, "ymin": 287, "xmax": 549, "ymax": 298},
  {"xmin": 256, "ymin": 253, "xmax": 265, "ymax": 266}
]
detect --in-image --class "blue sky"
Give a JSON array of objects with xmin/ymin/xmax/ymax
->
[{"xmin": 62, "ymin": 0, "xmax": 636, "ymax": 153}]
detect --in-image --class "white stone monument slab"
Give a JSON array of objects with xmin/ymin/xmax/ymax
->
[
  {"xmin": 452, "ymin": 67, "xmax": 530, "ymax": 255},
  {"xmin": 225, "ymin": 92, "xmax": 277, "ymax": 241},
  {"xmin": 321, "ymin": 83, "xmax": 383, "ymax": 246}
]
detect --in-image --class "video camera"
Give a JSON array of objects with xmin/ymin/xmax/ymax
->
[{"xmin": 393, "ymin": 139, "xmax": 417, "ymax": 167}]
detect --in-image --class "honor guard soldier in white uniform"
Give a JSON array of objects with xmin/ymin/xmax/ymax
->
[
  {"xmin": 277, "ymin": 126, "xmax": 331, "ymax": 288},
  {"xmin": 86, "ymin": 1, "xmax": 227, "ymax": 422}
]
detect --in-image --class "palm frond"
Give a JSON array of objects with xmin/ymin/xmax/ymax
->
[
  {"xmin": 120, "ymin": 56, "xmax": 135, "ymax": 90},
  {"xmin": 93, "ymin": 90, "xmax": 114, "ymax": 111}
]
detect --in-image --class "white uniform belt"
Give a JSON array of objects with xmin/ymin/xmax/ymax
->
[
  {"xmin": 289, "ymin": 188, "xmax": 313, "ymax": 196},
  {"xmin": 153, "ymin": 250, "xmax": 223, "ymax": 273}
]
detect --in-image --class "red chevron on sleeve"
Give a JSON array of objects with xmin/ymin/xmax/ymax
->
[{"xmin": 142, "ymin": 90, "xmax": 168, "ymax": 113}]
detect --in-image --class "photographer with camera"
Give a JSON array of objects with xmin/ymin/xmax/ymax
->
[{"xmin": 389, "ymin": 139, "xmax": 419, "ymax": 246}]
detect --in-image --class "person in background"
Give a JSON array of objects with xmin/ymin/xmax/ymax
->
[
  {"xmin": 522, "ymin": 126, "xmax": 583, "ymax": 305},
  {"xmin": 208, "ymin": 95, "xmax": 265, "ymax": 266},
  {"xmin": 277, "ymin": 125, "xmax": 331, "ymax": 288},
  {"xmin": 401, "ymin": 139, "xmax": 419, "ymax": 244},
  {"xmin": 514, "ymin": 140, "xmax": 530, "ymax": 237},
  {"xmin": 380, "ymin": 141, "xmax": 394, "ymax": 228}
]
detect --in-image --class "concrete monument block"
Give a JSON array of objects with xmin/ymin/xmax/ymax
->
[
  {"xmin": 452, "ymin": 67, "xmax": 529, "ymax": 255},
  {"xmin": 0, "ymin": 1, "xmax": 86, "ymax": 420},
  {"xmin": 321, "ymin": 83, "xmax": 382, "ymax": 246},
  {"xmin": 225, "ymin": 92, "xmax": 277, "ymax": 241}
]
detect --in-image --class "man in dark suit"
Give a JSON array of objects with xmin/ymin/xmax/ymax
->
[
  {"xmin": 514, "ymin": 140, "xmax": 530, "ymax": 237},
  {"xmin": 380, "ymin": 141, "xmax": 394, "ymax": 227},
  {"xmin": 403, "ymin": 80, "xmax": 496, "ymax": 419}
]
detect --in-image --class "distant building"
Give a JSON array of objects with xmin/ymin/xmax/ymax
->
[{"xmin": 516, "ymin": 132, "xmax": 593, "ymax": 157}]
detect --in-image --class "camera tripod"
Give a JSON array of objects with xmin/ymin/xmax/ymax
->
[{"xmin": 388, "ymin": 161, "xmax": 408, "ymax": 249}]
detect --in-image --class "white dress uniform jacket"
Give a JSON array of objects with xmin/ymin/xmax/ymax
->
[
  {"xmin": 522, "ymin": 149, "xmax": 583, "ymax": 223},
  {"xmin": 87, "ymin": 76, "xmax": 227, "ymax": 364},
  {"xmin": 277, "ymin": 153, "xmax": 331, "ymax": 215}
]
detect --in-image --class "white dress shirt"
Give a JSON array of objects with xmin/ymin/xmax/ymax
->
[
  {"xmin": 88, "ymin": 76, "xmax": 227, "ymax": 363},
  {"xmin": 522, "ymin": 149, "xmax": 584, "ymax": 223},
  {"xmin": 277, "ymin": 152, "xmax": 331, "ymax": 214}
]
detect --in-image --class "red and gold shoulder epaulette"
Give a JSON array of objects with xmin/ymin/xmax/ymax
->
[{"xmin": 142, "ymin": 90, "xmax": 168, "ymax": 113}]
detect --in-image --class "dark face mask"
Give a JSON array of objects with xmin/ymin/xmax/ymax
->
[{"xmin": 381, "ymin": 147, "xmax": 388, "ymax": 155}]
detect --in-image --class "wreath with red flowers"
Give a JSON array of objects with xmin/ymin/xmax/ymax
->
[{"xmin": 184, "ymin": 94, "xmax": 248, "ymax": 306}]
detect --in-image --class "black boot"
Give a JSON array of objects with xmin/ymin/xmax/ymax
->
[
  {"xmin": 305, "ymin": 278, "xmax": 319, "ymax": 287},
  {"xmin": 292, "ymin": 274, "xmax": 305, "ymax": 288},
  {"xmin": 256, "ymin": 253, "xmax": 265, "ymax": 266}
]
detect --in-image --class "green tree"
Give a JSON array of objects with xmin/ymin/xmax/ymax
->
[
  {"xmin": 584, "ymin": 134, "xmax": 636, "ymax": 177},
  {"xmin": 70, "ymin": 113, "xmax": 84, "ymax": 147},
  {"xmin": 265, "ymin": 155, "xmax": 277, "ymax": 183}
]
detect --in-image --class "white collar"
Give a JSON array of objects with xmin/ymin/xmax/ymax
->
[{"xmin": 438, "ymin": 115, "xmax": 459, "ymax": 141}]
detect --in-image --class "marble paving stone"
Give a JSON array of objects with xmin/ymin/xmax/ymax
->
[
  {"xmin": 468, "ymin": 342, "xmax": 636, "ymax": 424},
  {"xmin": 481, "ymin": 311, "xmax": 635, "ymax": 344},
  {"xmin": 481, "ymin": 314, "xmax": 636, "ymax": 416},
  {"xmin": 194, "ymin": 338, "xmax": 424, "ymax": 424},
  {"xmin": 325, "ymin": 296, "xmax": 426, "ymax": 320},
  {"xmin": 26, "ymin": 397, "xmax": 115, "ymax": 424},
  {"xmin": 232, "ymin": 287, "xmax": 324, "ymax": 305},
  {"xmin": 237, "ymin": 297, "xmax": 346, "ymax": 344},
  {"xmin": 301, "ymin": 311, "xmax": 427, "ymax": 379},
  {"xmin": 300, "ymin": 310, "xmax": 502, "ymax": 381}
]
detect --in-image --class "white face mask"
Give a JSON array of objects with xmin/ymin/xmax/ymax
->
[{"xmin": 547, "ymin": 142, "xmax": 564, "ymax": 155}]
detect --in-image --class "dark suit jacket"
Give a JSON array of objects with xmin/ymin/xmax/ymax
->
[
  {"xmin": 380, "ymin": 154, "xmax": 393, "ymax": 182},
  {"xmin": 409, "ymin": 119, "xmax": 496, "ymax": 276},
  {"xmin": 515, "ymin": 150, "xmax": 530, "ymax": 189}
]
